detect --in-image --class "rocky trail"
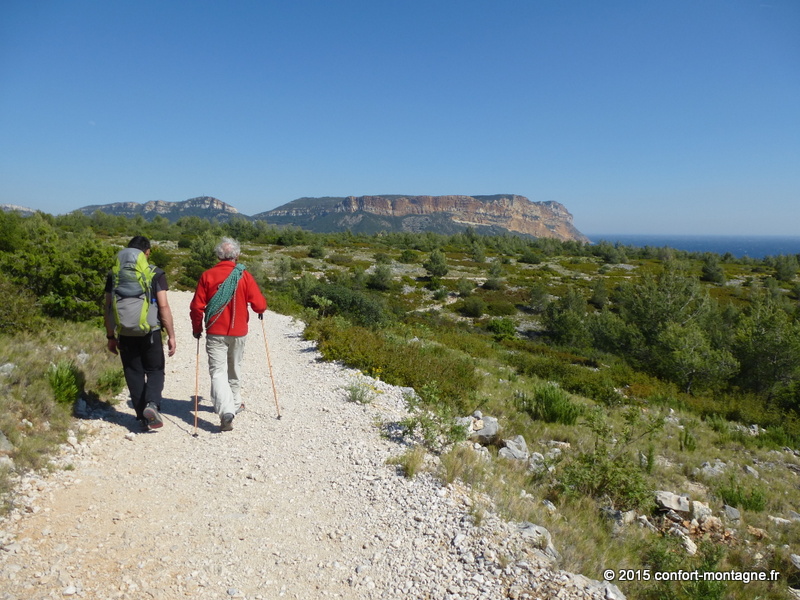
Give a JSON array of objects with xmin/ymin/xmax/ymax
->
[{"xmin": 0, "ymin": 291, "xmax": 621, "ymax": 600}]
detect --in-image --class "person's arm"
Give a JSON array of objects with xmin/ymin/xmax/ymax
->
[
  {"xmin": 104, "ymin": 292, "xmax": 118, "ymax": 355},
  {"xmin": 245, "ymin": 272, "xmax": 268, "ymax": 315},
  {"xmin": 189, "ymin": 276, "xmax": 208, "ymax": 337},
  {"xmin": 156, "ymin": 290, "xmax": 177, "ymax": 357}
]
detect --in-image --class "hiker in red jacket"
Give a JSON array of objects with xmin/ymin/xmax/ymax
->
[{"xmin": 190, "ymin": 237, "xmax": 267, "ymax": 432}]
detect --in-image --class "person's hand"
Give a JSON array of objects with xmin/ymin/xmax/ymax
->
[
  {"xmin": 107, "ymin": 338, "xmax": 118, "ymax": 355},
  {"xmin": 167, "ymin": 337, "xmax": 177, "ymax": 357},
  {"xmin": 193, "ymin": 332, "xmax": 202, "ymax": 339},
  {"xmin": 258, "ymin": 313, "xmax": 264, "ymax": 320}
]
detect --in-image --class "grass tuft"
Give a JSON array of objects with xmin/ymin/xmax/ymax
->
[{"xmin": 387, "ymin": 445, "xmax": 427, "ymax": 479}]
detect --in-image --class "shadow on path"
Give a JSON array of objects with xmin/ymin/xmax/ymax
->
[{"xmin": 78, "ymin": 394, "xmax": 222, "ymax": 435}]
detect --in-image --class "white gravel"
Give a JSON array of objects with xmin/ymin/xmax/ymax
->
[{"xmin": 0, "ymin": 290, "xmax": 623, "ymax": 600}]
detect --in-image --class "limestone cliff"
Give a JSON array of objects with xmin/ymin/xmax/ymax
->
[
  {"xmin": 70, "ymin": 193, "xmax": 588, "ymax": 241},
  {"xmin": 76, "ymin": 196, "xmax": 240, "ymax": 221},
  {"xmin": 259, "ymin": 195, "xmax": 588, "ymax": 241},
  {"xmin": 0, "ymin": 204, "xmax": 37, "ymax": 217}
]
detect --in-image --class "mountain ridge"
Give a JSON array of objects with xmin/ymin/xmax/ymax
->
[
  {"xmin": 75, "ymin": 196, "xmax": 240, "ymax": 221},
  {"xmin": 36, "ymin": 194, "xmax": 586, "ymax": 241},
  {"xmin": 0, "ymin": 204, "xmax": 38, "ymax": 217},
  {"xmin": 256, "ymin": 194, "xmax": 588, "ymax": 241}
]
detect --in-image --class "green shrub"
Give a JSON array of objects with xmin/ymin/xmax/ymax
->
[
  {"xmin": 398, "ymin": 249, "xmax": 418, "ymax": 264},
  {"xmin": 0, "ymin": 275, "xmax": 42, "ymax": 334},
  {"xmin": 423, "ymin": 249, "xmax": 449, "ymax": 278},
  {"xmin": 289, "ymin": 257, "xmax": 306, "ymax": 273},
  {"xmin": 482, "ymin": 277, "xmax": 503, "ymax": 291},
  {"xmin": 557, "ymin": 408, "xmax": 662, "ymax": 511},
  {"xmin": 308, "ymin": 319, "xmax": 478, "ymax": 412},
  {"xmin": 705, "ymin": 413, "xmax": 730, "ymax": 434},
  {"xmin": 714, "ymin": 476, "xmax": 766, "ymax": 512},
  {"xmin": 519, "ymin": 248, "xmax": 544, "ymax": 264},
  {"xmin": 310, "ymin": 294, "xmax": 334, "ymax": 317},
  {"xmin": 506, "ymin": 350, "xmax": 624, "ymax": 405},
  {"xmin": 757, "ymin": 425, "xmax": 800, "ymax": 449},
  {"xmin": 636, "ymin": 537, "xmax": 728, "ymax": 600},
  {"xmin": 679, "ymin": 425, "xmax": 697, "ymax": 452},
  {"xmin": 179, "ymin": 231, "xmax": 218, "ymax": 287},
  {"xmin": 304, "ymin": 283, "xmax": 390, "ymax": 328},
  {"xmin": 432, "ymin": 287, "xmax": 449, "ymax": 301},
  {"xmin": 485, "ymin": 299, "xmax": 516, "ymax": 316},
  {"xmin": 148, "ymin": 246, "xmax": 172, "ymax": 269},
  {"xmin": 515, "ymin": 383, "xmax": 583, "ymax": 425},
  {"xmin": 528, "ymin": 282, "xmax": 550, "ymax": 313},
  {"xmin": 486, "ymin": 318, "xmax": 516, "ymax": 341},
  {"xmin": 94, "ymin": 367, "xmax": 125, "ymax": 401},
  {"xmin": 46, "ymin": 360, "xmax": 84, "ymax": 405},
  {"xmin": 560, "ymin": 449, "xmax": 651, "ymax": 511},
  {"xmin": 366, "ymin": 264, "xmax": 394, "ymax": 291},
  {"xmin": 470, "ymin": 243, "xmax": 485, "ymax": 263},
  {"xmin": 328, "ymin": 253, "xmax": 353, "ymax": 265},
  {"xmin": 398, "ymin": 385, "xmax": 469, "ymax": 451},
  {"xmin": 458, "ymin": 296, "xmax": 486, "ymax": 318},
  {"xmin": 644, "ymin": 443, "xmax": 655, "ymax": 474},
  {"xmin": 456, "ymin": 278, "xmax": 473, "ymax": 297},
  {"xmin": 2, "ymin": 232, "xmax": 113, "ymax": 322}
]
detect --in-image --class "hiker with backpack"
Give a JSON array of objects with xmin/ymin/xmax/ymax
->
[
  {"xmin": 105, "ymin": 236, "xmax": 176, "ymax": 431},
  {"xmin": 190, "ymin": 237, "xmax": 267, "ymax": 432}
]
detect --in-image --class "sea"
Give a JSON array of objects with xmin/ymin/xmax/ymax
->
[{"xmin": 586, "ymin": 234, "xmax": 800, "ymax": 260}]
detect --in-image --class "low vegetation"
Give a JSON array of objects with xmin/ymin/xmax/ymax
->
[{"xmin": 1, "ymin": 209, "xmax": 799, "ymax": 598}]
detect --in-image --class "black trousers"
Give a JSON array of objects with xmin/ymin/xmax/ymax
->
[{"xmin": 118, "ymin": 330, "xmax": 165, "ymax": 419}]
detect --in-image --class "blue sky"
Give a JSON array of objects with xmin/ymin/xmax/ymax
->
[{"xmin": 1, "ymin": 1, "xmax": 798, "ymax": 235}]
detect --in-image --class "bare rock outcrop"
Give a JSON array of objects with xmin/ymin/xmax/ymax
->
[{"xmin": 261, "ymin": 194, "xmax": 589, "ymax": 241}]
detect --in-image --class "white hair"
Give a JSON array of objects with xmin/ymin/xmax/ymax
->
[{"xmin": 215, "ymin": 237, "xmax": 241, "ymax": 260}]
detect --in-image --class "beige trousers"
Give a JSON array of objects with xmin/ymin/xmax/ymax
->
[{"xmin": 206, "ymin": 334, "xmax": 247, "ymax": 419}]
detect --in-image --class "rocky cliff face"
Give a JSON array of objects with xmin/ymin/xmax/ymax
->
[
  {"xmin": 261, "ymin": 195, "xmax": 588, "ymax": 241},
  {"xmin": 69, "ymin": 193, "xmax": 587, "ymax": 241},
  {"xmin": 0, "ymin": 204, "xmax": 37, "ymax": 217},
  {"xmin": 76, "ymin": 196, "xmax": 240, "ymax": 221}
]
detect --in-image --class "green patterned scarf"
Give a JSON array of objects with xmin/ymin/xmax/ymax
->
[{"xmin": 204, "ymin": 263, "xmax": 246, "ymax": 327}]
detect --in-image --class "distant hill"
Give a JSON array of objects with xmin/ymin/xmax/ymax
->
[
  {"xmin": 1, "ymin": 204, "xmax": 37, "ymax": 217},
  {"xmin": 65, "ymin": 193, "xmax": 588, "ymax": 241},
  {"xmin": 255, "ymin": 195, "xmax": 589, "ymax": 242},
  {"xmin": 74, "ymin": 196, "xmax": 241, "ymax": 222}
]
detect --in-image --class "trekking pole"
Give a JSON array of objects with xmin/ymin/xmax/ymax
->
[
  {"xmin": 260, "ymin": 314, "xmax": 281, "ymax": 419},
  {"xmin": 193, "ymin": 336, "xmax": 200, "ymax": 436}
]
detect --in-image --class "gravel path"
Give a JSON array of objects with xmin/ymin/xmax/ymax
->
[{"xmin": 0, "ymin": 291, "xmax": 622, "ymax": 600}]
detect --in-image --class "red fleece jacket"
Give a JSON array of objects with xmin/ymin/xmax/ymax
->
[{"xmin": 190, "ymin": 261, "xmax": 267, "ymax": 337}]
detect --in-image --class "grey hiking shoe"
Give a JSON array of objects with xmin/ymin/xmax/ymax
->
[
  {"xmin": 236, "ymin": 403, "xmax": 245, "ymax": 414},
  {"xmin": 143, "ymin": 403, "xmax": 163, "ymax": 430},
  {"xmin": 221, "ymin": 413, "xmax": 234, "ymax": 432}
]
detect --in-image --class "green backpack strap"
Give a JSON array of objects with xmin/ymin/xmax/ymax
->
[{"xmin": 111, "ymin": 249, "xmax": 157, "ymax": 336}]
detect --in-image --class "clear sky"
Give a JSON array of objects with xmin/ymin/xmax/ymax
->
[{"xmin": 1, "ymin": 1, "xmax": 798, "ymax": 235}]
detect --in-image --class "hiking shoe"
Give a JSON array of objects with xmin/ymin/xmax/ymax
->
[
  {"xmin": 221, "ymin": 413, "xmax": 234, "ymax": 432},
  {"xmin": 235, "ymin": 403, "xmax": 245, "ymax": 414},
  {"xmin": 143, "ymin": 403, "xmax": 163, "ymax": 430}
]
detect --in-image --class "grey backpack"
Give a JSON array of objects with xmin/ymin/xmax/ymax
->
[{"xmin": 110, "ymin": 248, "xmax": 159, "ymax": 336}]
